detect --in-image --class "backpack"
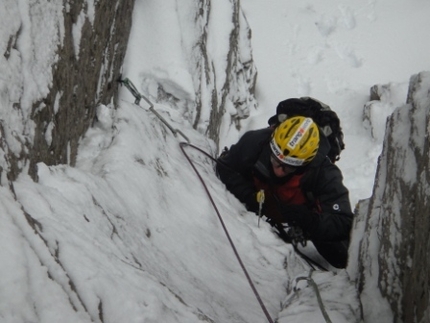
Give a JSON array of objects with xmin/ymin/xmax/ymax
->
[{"xmin": 267, "ymin": 97, "xmax": 345, "ymax": 163}]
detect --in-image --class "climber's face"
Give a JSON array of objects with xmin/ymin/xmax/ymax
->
[{"xmin": 270, "ymin": 154, "xmax": 296, "ymax": 177}]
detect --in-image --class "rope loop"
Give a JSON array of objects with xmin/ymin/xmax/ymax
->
[{"xmin": 294, "ymin": 269, "xmax": 333, "ymax": 323}]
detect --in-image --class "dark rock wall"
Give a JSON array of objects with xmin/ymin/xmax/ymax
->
[
  {"xmin": 3, "ymin": 0, "xmax": 134, "ymax": 182},
  {"xmin": 201, "ymin": 1, "xmax": 257, "ymax": 146},
  {"xmin": 168, "ymin": 0, "xmax": 257, "ymax": 148},
  {"xmin": 357, "ymin": 71, "xmax": 430, "ymax": 323},
  {"xmin": 400, "ymin": 72, "xmax": 430, "ymax": 323},
  {"xmin": 1, "ymin": 0, "xmax": 256, "ymax": 179}
]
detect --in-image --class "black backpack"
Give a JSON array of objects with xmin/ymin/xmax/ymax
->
[{"xmin": 267, "ymin": 97, "xmax": 345, "ymax": 163}]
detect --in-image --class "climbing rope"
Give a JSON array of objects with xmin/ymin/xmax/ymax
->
[
  {"xmin": 119, "ymin": 77, "xmax": 332, "ymax": 323},
  {"xmin": 272, "ymin": 223, "xmax": 328, "ymax": 272},
  {"xmin": 295, "ymin": 269, "xmax": 333, "ymax": 323},
  {"xmin": 180, "ymin": 142, "xmax": 274, "ymax": 323},
  {"xmin": 119, "ymin": 78, "xmax": 274, "ymax": 323},
  {"xmin": 182, "ymin": 143, "xmax": 332, "ymax": 323},
  {"xmin": 119, "ymin": 78, "xmax": 190, "ymax": 143}
]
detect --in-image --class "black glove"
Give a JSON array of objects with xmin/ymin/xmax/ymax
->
[
  {"xmin": 262, "ymin": 192, "xmax": 284, "ymax": 224},
  {"xmin": 286, "ymin": 226, "xmax": 307, "ymax": 247},
  {"xmin": 279, "ymin": 204, "xmax": 314, "ymax": 229},
  {"xmin": 267, "ymin": 221, "xmax": 307, "ymax": 247}
]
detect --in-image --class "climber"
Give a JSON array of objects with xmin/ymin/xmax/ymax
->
[{"xmin": 216, "ymin": 114, "xmax": 353, "ymax": 268}]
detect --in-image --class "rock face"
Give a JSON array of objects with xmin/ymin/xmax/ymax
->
[
  {"xmin": 363, "ymin": 83, "xmax": 409, "ymax": 142},
  {"xmin": 357, "ymin": 71, "xmax": 430, "ymax": 323},
  {"xmin": 0, "ymin": 0, "xmax": 134, "ymax": 182},
  {"xmin": 30, "ymin": 1, "xmax": 135, "ymax": 179},
  {"xmin": 196, "ymin": 1, "xmax": 257, "ymax": 146},
  {"xmin": 127, "ymin": 1, "xmax": 258, "ymax": 149},
  {"xmin": 0, "ymin": 0, "xmax": 256, "ymax": 184}
]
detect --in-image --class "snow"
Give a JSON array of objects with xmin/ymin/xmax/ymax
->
[
  {"xmin": 0, "ymin": 0, "xmax": 429, "ymax": 322},
  {"xmin": 240, "ymin": 0, "xmax": 430, "ymax": 207}
]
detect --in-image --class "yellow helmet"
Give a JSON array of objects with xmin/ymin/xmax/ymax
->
[{"xmin": 270, "ymin": 116, "xmax": 320, "ymax": 166}]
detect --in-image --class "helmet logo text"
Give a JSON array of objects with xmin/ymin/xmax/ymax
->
[{"xmin": 287, "ymin": 118, "xmax": 312, "ymax": 149}]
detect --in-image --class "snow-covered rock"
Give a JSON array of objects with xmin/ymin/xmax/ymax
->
[
  {"xmin": 1, "ymin": 1, "xmax": 429, "ymax": 322},
  {"xmin": 0, "ymin": 0, "xmax": 134, "ymax": 183},
  {"xmin": 122, "ymin": 0, "xmax": 257, "ymax": 148},
  {"xmin": 355, "ymin": 71, "xmax": 430, "ymax": 323}
]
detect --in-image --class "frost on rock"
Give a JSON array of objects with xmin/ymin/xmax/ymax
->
[
  {"xmin": 0, "ymin": 0, "xmax": 135, "ymax": 182},
  {"xmin": 363, "ymin": 82, "xmax": 409, "ymax": 143},
  {"xmin": 124, "ymin": 1, "xmax": 258, "ymax": 149},
  {"xmin": 356, "ymin": 71, "xmax": 430, "ymax": 323}
]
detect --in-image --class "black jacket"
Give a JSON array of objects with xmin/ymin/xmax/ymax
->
[{"xmin": 216, "ymin": 127, "xmax": 353, "ymax": 242}]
